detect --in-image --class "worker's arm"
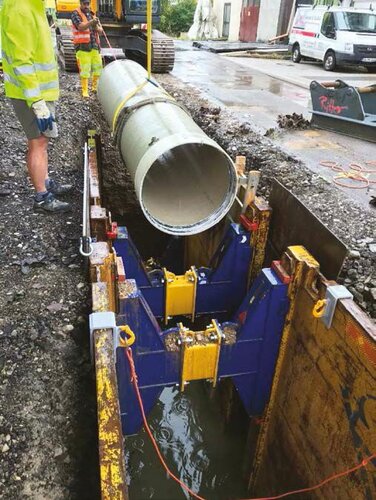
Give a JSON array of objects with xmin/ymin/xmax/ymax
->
[
  {"xmin": 71, "ymin": 11, "xmax": 99, "ymax": 31},
  {"xmin": 77, "ymin": 17, "xmax": 98, "ymax": 31}
]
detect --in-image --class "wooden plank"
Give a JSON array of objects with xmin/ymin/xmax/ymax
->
[
  {"xmin": 89, "ymin": 148, "xmax": 101, "ymax": 202},
  {"xmin": 90, "ymin": 243, "xmax": 116, "ymax": 312},
  {"xmin": 246, "ymin": 197, "xmax": 272, "ymax": 284},
  {"xmin": 90, "ymin": 205, "xmax": 108, "ymax": 242}
]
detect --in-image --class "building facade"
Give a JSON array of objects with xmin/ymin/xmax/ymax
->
[
  {"xmin": 212, "ymin": 0, "xmax": 243, "ymax": 41},
  {"xmin": 212, "ymin": 0, "xmax": 297, "ymax": 42}
]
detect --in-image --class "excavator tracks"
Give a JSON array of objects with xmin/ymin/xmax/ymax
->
[
  {"xmin": 57, "ymin": 25, "xmax": 174, "ymax": 74},
  {"xmin": 57, "ymin": 27, "xmax": 78, "ymax": 72},
  {"xmin": 151, "ymin": 30, "xmax": 175, "ymax": 73}
]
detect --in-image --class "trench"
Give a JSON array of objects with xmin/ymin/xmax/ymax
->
[{"xmin": 111, "ymin": 204, "xmax": 257, "ymax": 499}]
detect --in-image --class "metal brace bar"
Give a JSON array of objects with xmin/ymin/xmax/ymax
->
[
  {"xmin": 322, "ymin": 285, "xmax": 353, "ymax": 329},
  {"xmin": 89, "ymin": 311, "xmax": 119, "ymax": 361},
  {"xmin": 80, "ymin": 142, "xmax": 94, "ymax": 257}
]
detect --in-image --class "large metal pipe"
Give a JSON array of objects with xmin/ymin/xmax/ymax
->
[{"xmin": 97, "ymin": 60, "xmax": 237, "ymax": 236}]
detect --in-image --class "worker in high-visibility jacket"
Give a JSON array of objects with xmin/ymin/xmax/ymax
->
[
  {"xmin": 1, "ymin": 0, "xmax": 72, "ymax": 213},
  {"xmin": 0, "ymin": 0, "xmax": 3, "ymax": 66},
  {"xmin": 71, "ymin": 0, "xmax": 103, "ymax": 98}
]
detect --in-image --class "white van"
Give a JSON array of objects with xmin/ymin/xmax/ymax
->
[{"xmin": 289, "ymin": 6, "xmax": 376, "ymax": 72}]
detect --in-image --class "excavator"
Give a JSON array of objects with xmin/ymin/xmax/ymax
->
[{"xmin": 55, "ymin": 0, "xmax": 175, "ymax": 73}]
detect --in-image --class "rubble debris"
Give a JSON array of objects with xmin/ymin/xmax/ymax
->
[
  {"xmin": 164, "ymin": 333, "xmax": 180, "ymax": 352},
  {"xmin": 277, "ymin": 113, "xmax": 310, "ymax": 130}
]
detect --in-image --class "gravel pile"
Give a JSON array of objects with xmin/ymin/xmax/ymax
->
[
  {"xmin": 157, "ymin": 74, "xmax": 376, "ymax": 319},
  {"xmin": 0, "ymin": 73, "xmax": 99, "ymax": 499}
]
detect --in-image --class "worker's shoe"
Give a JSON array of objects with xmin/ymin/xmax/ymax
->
[
  {"xmin": 92, "ymin": 75, "xmax": 99, "ymax": 93},
  {"xmin": 81, "ymin": 78, "xmax": 89, "ymax": 98},
  {"xmin": 33, "ymin": 192, "xmax": 71, "ymax": 214},
  {"xmin": 46, "ymin": 178, "xmax": 73, "ymax": 196}
]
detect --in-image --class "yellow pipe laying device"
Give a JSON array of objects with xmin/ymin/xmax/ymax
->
[
  {"xmin": 164, "ymin": 267, "xmax": 197, "ymax": 325},
  {"xmin": 180, "ymin": 320, "xmax": 222, "ymax": 391}
]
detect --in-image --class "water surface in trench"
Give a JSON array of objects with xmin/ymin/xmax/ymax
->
[
  {"xmin": 125, "ymin": 382, "xmax": 249, "ymax": 500},
  {"xmin": 113, "ymin": 207, "xmax": 250, "ymax": 500}
]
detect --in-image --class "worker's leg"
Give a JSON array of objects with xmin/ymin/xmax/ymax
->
[
  {"xmin": 27, "ymin": 136, "xmax": 49, "ymax": 193},
  {"xmin": 91, "ymin": 49, "xmax": 103, "ymax": 92},
  {"xmin": 76, "ymin": 50, "xmax": 91, "ymax": 97},
  {"xmin": 10, "ymin": 99, "xmax": 71, "ymax": 213}
]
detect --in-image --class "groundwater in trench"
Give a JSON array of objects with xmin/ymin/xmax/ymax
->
[
  {"xmin": 125, "ymin": 383, "xmax": 250, "ymax": 500},
  {"xmin": 115, "ymin": 210, "xmax": 254, "ymax": 500}
]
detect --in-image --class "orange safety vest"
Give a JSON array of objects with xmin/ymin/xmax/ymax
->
[{"xmin": 72, "ymin": 8, "xmax": 92, "ymax": 45}]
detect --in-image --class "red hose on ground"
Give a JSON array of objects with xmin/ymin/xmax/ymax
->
[
  {"xmin": 125, "ymin": 347, "xmax": 375, "ymax": 500},
  {"xmin": 319, "ymin": 160, "xmax": 376, "ymax": 188}
]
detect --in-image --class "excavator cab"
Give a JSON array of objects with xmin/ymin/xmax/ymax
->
[
  {"xmin": 55, "ymin": 0, "xmax": 160, "ymax": 20},
  {"xmin": 123, "ymin": 0, "xmax": 161, "ymax": 23},
  {"xmin": 55, "ymin": 0, "xmax": 97, "ymax": 18}
]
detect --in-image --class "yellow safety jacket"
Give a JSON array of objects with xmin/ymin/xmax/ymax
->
[{"xmin": 1, "ymin": 0, "xmax": 59, "ymax": 106}]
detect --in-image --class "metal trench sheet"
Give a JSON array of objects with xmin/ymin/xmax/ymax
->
[{"xmin": 268, "ymin": 179, "xmax": 347, "ymax": 280}]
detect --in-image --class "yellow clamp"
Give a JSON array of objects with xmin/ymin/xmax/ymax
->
[
  {"xmin": 118, "ymin": 325, "xmax": 136, "ymax": 347},
  {"xmin": 312, "ymin": 299, "xmax": 327, "ymax": 318}
]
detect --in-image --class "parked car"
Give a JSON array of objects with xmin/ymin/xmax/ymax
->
[{"xmin": 289, "ymin": 6, "xmax": 376, "ymax": 72}]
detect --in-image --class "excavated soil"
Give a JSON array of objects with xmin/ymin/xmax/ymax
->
[{"xmin": 0, "ymin": 55, "xmax": 375, "ymax": 500}]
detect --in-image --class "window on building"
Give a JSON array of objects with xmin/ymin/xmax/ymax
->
[{"xmin": 242, "ymin": 0, "xmax": 260, "ymax": 8}]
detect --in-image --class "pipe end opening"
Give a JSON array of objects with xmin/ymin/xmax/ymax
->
[{"xmin": 141, "ymin": 143, "xmax": 237, "ymax": 236}]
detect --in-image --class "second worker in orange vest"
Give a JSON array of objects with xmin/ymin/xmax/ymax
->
[{"xmin": 71, "ymin": 0, "xmax": 103, "ymax": 97}]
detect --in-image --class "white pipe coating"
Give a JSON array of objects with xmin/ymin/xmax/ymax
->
[{"xmin": 97, "ymin": 60, "xmax": 237, "ymax": 236}]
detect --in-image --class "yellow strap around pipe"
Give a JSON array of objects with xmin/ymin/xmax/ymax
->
[
  {"xmin": 147, "ymin": 0, "xmax": 152, "ymax": 78},
  {"xmin": 111, "ymin": 80, "xmax": 148, "ymax": 132}
]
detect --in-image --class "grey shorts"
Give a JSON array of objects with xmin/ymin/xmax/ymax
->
[{"xmin": 11, "ymin": 99, "xmax": 58, "ymax": 140}]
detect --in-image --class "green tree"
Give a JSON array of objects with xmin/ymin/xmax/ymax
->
[{"xmin": 160, "ymin": 0, "xmax": 197, "ymax": 37}]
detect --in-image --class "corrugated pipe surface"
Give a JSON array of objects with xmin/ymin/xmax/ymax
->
[{"xmin": 98, "ymin": 60, "xmax": 237, "ymax": 236}]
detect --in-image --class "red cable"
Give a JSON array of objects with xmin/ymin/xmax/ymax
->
[
  {"xmin": 98, "ymin": 21, "xmax": 117, "ymax": 59},
  {"xmin": 125, "ymin": 348, "xmax": 206, "ymax": 500},
  {"xmin": 125, "ymin": 347, "xmax": 375, "ymax": 500},
  {"xmin": 320, "ymin": 160, "xmax": 376, "ymax": 188},
  {"xmin": 102, "ymin": 28, "xmax": 115, "ymax": 53},
  {"xmin": 244, "ymin": 453, "xmax": 376, "ymax": 500},
  {"xmin": 350, "ymin": 162, "xmax": 376, "ymax": 174}
]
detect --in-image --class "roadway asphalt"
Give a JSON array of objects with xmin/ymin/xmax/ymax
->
[{"xmin": 171, "ymin": 43, "xmax": 376, "ymax": 208}]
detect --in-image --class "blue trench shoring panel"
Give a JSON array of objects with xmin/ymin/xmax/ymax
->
[
  {"xmin": 116, "ymin": 268, "xmax": 289, "ymax": 435},
  {"xmin": 113, "ymin": 223, "xmax": 253, "ymax": 320}
]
